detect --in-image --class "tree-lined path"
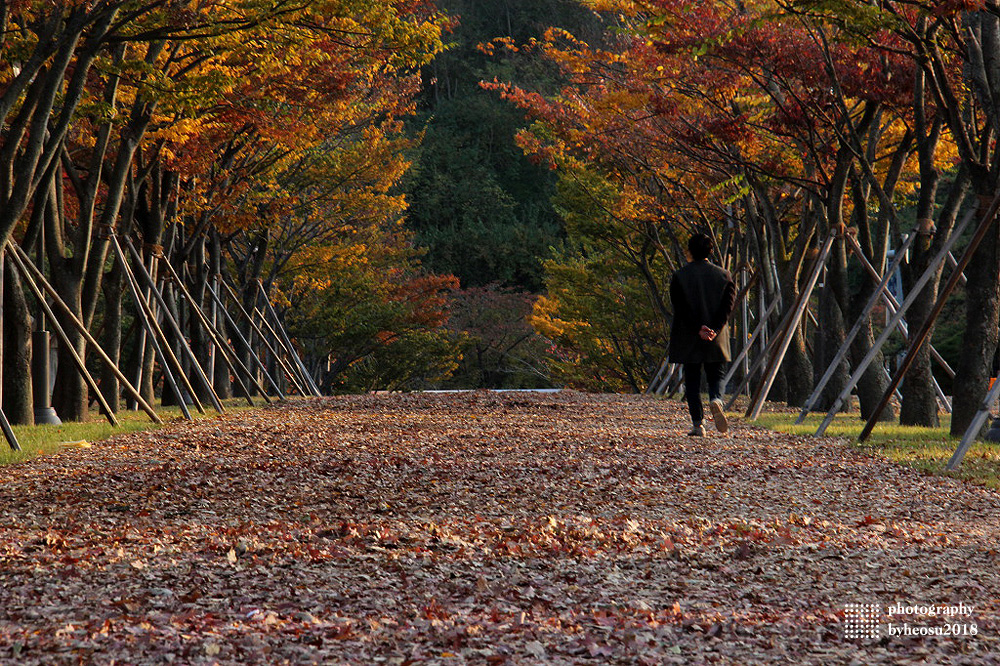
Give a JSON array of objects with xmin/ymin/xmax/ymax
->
[{"xmin": 0, "ymin": 392, "xmax": 998, "ymax": 664}]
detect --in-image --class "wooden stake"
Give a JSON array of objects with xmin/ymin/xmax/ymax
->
[
  {"xmin": 157, "ymin": 256, "xmax": 265, "ymax": 406},
  {"xmin": 219, "ymin": 279, "xmax": 305, "ymax": 395},
  {"xmin": 814, "ymin": 207, "xmax": 978, "ymax": 437},
  {"xmin": 947, "ymin": 371, "xmax": 1000, "ymax": 469},
  {"xmin": 256, "ymin": 280, "xmax": 322, "ymax": 396},
  {"xmin": 7, "ymin": 247, "xmax": 119, "ymax": 426},
  {"xmin": 206, "ymin": 282, "xmax": 285, "ymax": 399},
  {"xmin": 746, "ymin": 235, "xmax": 835, "ymax": 421},
  {"xmin": 858, "ymin": 193, "xmax": 1000, "ymax": 442},
  {"xmin": 109, "ymin": 235, "xmax": 193, "ymax": 420},
  {"xmin": 121, "ymin": 238, "xmax": 223, "ymax": 414}
]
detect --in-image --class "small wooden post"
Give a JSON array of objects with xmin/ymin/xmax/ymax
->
[
  {"xmin": 6, "ymin": 247, "xmax": 119, "ymax": 426},
  {"xmin": 10, "ymin": 245, "xmax": 161, "ymax": 424}
]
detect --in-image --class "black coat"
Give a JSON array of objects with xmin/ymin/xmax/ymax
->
[{"xmin": 668, "ymin": 260, "xmax": 737, "ymax": 364}]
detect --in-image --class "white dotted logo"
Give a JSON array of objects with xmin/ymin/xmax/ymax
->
[{"xmin": 844, "ymin": 603, "xmax": 881, "ymax": 639}]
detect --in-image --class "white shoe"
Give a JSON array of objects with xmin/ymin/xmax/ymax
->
[
  {"xmin": 687, "ymin": 424, "xmax": 705, "ymax": 437},
  {"xmin": 710, "ymin": 399, "xmax": 728, "ymax": 433}
]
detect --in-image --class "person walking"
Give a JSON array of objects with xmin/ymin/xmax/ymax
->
[{"xmin": 669, "ymin": 233, "xmax": 737, "ymax": 436}]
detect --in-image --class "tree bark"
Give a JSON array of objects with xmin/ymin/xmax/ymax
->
[
  {"xmin": 2, "ymin": 263, "xmax": 32, "ymax": 425},
  {"xmin": 813, "ymin": 238, "xmax": 851, "ymax": 412},
  {"xmin": 951, "ymin": 196, "xmax": 1000, "ymax": 436},
  {"xmin": 208, "ymin": 231, "xmax": 233, "ymax": 399}
]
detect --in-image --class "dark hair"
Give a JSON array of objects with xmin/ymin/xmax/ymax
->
[{"xmin": 688, "ymin": 233, "xmax": 714, "ymax": 261}]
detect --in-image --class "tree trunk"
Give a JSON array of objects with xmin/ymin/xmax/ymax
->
[
  {"xmin": 3, "ymin": 263, "xmax": 33, "ymax": 425},
  {"xmin": 51, "ymin": 278, "xmax": 88, "ymax": 421},
  {"xmin": 951, "ymin": 208, "xmax": 1000, "ymax": 436},
  {"xmin": 779, "ymin": 326, "xmax": 811, "ymax": 407},
  {"xmin": 851, "ymin": 320, "xmax": 896, "ymax": 422},
  {"xmin": 813, "ymin": 238, "xmax": 850, "ymax": 412},
  {"xmin": 208, "ymin": 234, "xmax": 233, "ymax": 399},
  {"xmin": 848, "ymin": 239, "xmax": 896, "ymax": 422},
  {"xmin": 899, "ymin": 227, "xmax": 942, "ymax": 427},
  {"xmin": 100, "ymin": 256, "xmax": 124, "ymax": 414}
]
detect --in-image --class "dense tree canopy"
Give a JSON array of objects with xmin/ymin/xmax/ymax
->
[
  {"xmin": 1, "ymin": 0, "xmax": 998, "ymax": 431},
  {"xmin": 485, "ymin": 0, "xmax": 996, "ymax": 434}
]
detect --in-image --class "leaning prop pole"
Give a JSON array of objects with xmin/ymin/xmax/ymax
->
[
  {"xmin": 814, "ymin": 206, "xmax": 978, "ymax": 437},
  {"xmin": 0, "ymin": 251, "xmax": 16, "ymax": 451},
  {"xmin": 10, "ymin": 244, "xmax": 161, "ymax": 424},
  {"xmin": 746, "ymin": 234, "xmax": 835, "ymax": 421},
  {"xmin": 206, "ymin": 281, "xmax": 286, "ymax": 399},
  {"xmin": 122, "ymin": 238, "xmax": 224, "ymax": 414},
  {"xmin": 947, "ymin": 372, "xmax": 1000, "ymax": 469},
  {"xmin": 109, "ymin": 234, "xmax": 194, "ymax": 420},
  {"xmin": 0, "ymin": 399, "xmax": 18, "ymax": 450},
  {"xmin": 795, "ymin": 231, "xmax": 917, "ymax": 424},
  {"xmin": 646, "ymin": 359, "xmax": 669, "ymax": 395},
  {"xmin": 220, "ymin": 279, "xmax": 306, "ymax": 396},
  {"xmin": 722, "ymin": 293, "xmax": 781, "ymax": 395},
  {"xmin": 256, "ymin": 280, "xmax": 322, "ymax": 396},
  {"xmin": 158, "ymin": 258, "xmax": 267, "ymax": 406},
  {"xmin": 858, "ymin": 193, "xmax": 1000, "ymax": 443},
  {"xmin": 251, "ymin": 305, "xmax": 309, "ymax": 396},
  {"xmin": 654, "ymin": 362, "xmax": 679, "ymax": 395},
  {"xmin": 6, "ymin": 246, "xmax": 119, "ymax": 426},
  {"xmin": 845, "ymin": 231, "xmax": 955, "ymax": 406},
  {"xmin": 726, "ymin": 297, "xmax": 793, "ymax": 411},
  {"xmin": 250, "ymin": 293, "xmax": 312, "ymax": 397}
]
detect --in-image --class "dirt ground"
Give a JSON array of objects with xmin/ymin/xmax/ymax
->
[{"xmin": 0, "ymin": 391, "xmax": 996, "ymax": 664}]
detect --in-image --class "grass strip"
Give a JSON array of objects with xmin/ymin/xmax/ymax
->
[
  {"xmin": 0, "ymin": 399, "xmax": 257, "ymax": 466},
  {"xmin": 754, "ymin": 410, "xmax": 1000, "ymax": 489}
]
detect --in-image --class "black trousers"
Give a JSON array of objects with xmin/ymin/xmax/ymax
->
[{"xmin": 683, "ymin": 362, "xmax": 725, "ymax": 425}]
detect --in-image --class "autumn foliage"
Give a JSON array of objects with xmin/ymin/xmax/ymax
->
[
  {"xmin": 0, "ymin": 0, "xmax": 459, "ymax": 416},
  {"xmin": 485, "ymin": 0, "xmax": 995, "ymax": 430}
]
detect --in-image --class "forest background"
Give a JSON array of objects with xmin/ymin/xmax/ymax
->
[{"xmin": 2, "ymin": 0, "xmax": 997, "ymax": 439}]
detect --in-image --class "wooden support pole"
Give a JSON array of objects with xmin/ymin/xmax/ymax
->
[
  {"xmin": 858, "ymin": 193, "xmax": 1000, "ymax": 443},
  {"xmin": 157, "ymin": 257, "xmax": 265, "ymax": 406},
  {"xmin": 945, "ymin": 251, "xmax": 968, "ymax": 285},
  {"xmin": 746, "ymin": 235, "xmax": 836, "ymax": 421},
  {"xmin": 109, "ymin": 235, "xmax": 193, "ymax": 420},
  {"xmin": 0, "ymin": 404, "xmax": 18, "ymax": 451},
  {"xmin": 947, "ymin": 371, "xmax": 1000, "ymax": 469},
  {"xmin": 206, "ymin": 281, "xmax": 285, "ymax": 399},
  {"xmin": 6, "ymin": 247, "xmax": 119, "ymax": 426},
  {"xmin": 10, "ymin": 245, "xmax": 161, "ymax": 424},
  {"xmin": 0, "ymin": 251, "xmax": 17, "ymax": 451},
  {"xmin": 122, "ymin": 238, "xmax": 223, "ymax": 414},
  {"xmin": 129, "ymin": 254, "xmax": 154, "ymax": 411},
  {"xmin": 810, "ymin": 208, "xmax": 976, "ymax": 435},
  {"xmin": 219, "ymin": 279, "xmax": 305, "ymax": 395},
  {"xmin": 666, "ymin": 364, "xmax": 684, "ymax": 399},
  {"xmin": 646, "ymin": 359, "xmax": 669, "ymax": 395},
  {"xmin": 252, "ymin": 297, "xmax": 310, "ymax": 396},
  {"xmin": 252, "ymin": 305, "xmax": 308, "ymax": 397},
  {"xmin": 256, "ymin": 280, "xmax": 322, "ymax": 396},
  {"xmin": 845, "ymin": 233, "xmax": 955, "ymax": 379},
  {"xmin": 740, "ymin": 272, "xmax": 750, "ymax": 393},
  {"xmin": 723, "ymin": 294, "xmax": 781, "ymax": 399},
  {"xmin": 659, "ymin": 363, "xmax": 682, "ymax": 396},
  {"xmin": 797, "ymin": 231, "xmax": 918, "ymax": 425},
  {"xmin": 726, "ymin": 299, "xmax": 795, "ymax": 411}
]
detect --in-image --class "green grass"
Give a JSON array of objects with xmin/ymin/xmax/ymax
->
[
  {"xmin": 753, "ymin": 409, "xmax": 1000, "ymax": 489},
  {"xmin": 0, "ymin": 398, "xmax": 258, "ymax": 466}
]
